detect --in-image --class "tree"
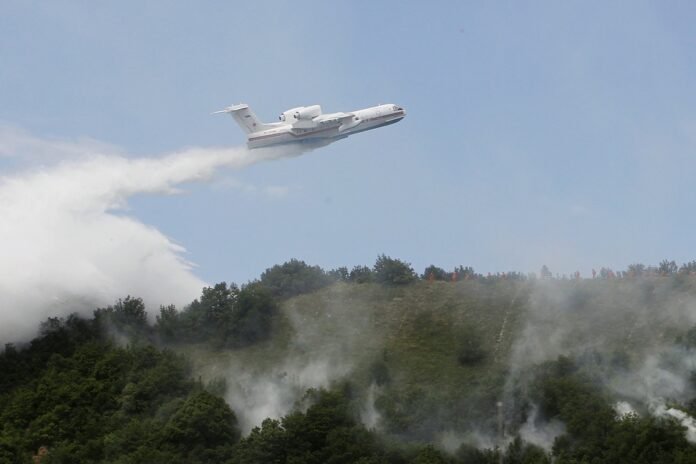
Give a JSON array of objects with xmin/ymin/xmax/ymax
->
[
  {"xmin": 679, "ymin": 261, "xmax": 696, "ymax": 274},
  {"xmin": 94, "ymin": 296, "xmax": 149, "ymax": 339},
  {"xmin": 0, "ymin": 318, "xmax": 209, "ymax": 462},
  {"xmin": 410, "ymin": 445, "xmax": 449, "ymax": 464},
  {"xmin": 228, "ymin": 283, "xmax": 277, "ymax": 347},
  {"xmin": 328, "ymin": 267, "xmax": 350, "ymax": 281},
  {"xmin": 503, "ymin": 436, "xmax": 550, "ymax": 464},
  {"xmin": 627, "ymin": 263, "xmax": 646, "ymax": 277},
  {"xmin": 233, "ymin": 418, "xmax": 288, "ymax": 464},
  {"xmin": 156, "ymin": 304, "xmax": 179, "ymax": 342},
  {"xmin": 453, "ymin": 265, "xmax": 476, "ymax": 280},
  {"xmin": 233, "ymin": 388, "xmax": 390, "ymax": 464},
  {"xmin": 349, "ymin": 265, "xmax": 375, "ymax": 283},
  {"xmin": 260, "ymin": 259, "xmax": 332, "ymax": 298},
  {"xmin": 177, "ymin": 282, "xmax": 238, "ymax": 345},
  {"xmin": 162, "ymin": 390, "xmax": 239, "ymax": 451},
  {"xmin": 422, "ymin": 265, "xmax": 448, "ymax": 281},
  {"xmin": 373, "ymin": 255, "xmax": 416, "ymax": 286},
  {"xmin": 659, "ymin": 260, "xmax": 678, "ymax": 275},
  {"xmin": 540, "ymin": 265, "xmax": 552, "ymax": 279}
]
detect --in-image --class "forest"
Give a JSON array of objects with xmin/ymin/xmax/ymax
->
[{"xmin": 3, "ymin": 256, "xmax": 696, "ymax": 463}]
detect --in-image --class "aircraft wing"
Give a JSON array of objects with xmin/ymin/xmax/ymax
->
[
  {"xmin": 292, "ymin": 112, "xmax": 354, "ymax": 129},
  {"xmin": 314, "ymin": 112, "xmax": 354, "ymax": 124},
  {"xmin": 329, "ymin": 112, "xmax": 362, "ymax": 132}
]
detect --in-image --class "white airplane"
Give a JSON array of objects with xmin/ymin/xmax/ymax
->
[{"xmin": 213, "ymin": 102, "xmax": 406, "ymax": 149}]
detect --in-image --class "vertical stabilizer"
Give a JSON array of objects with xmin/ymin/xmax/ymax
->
[{"xmin": 213, "ymin": 104, "xmax": 270, "ymax": 134}]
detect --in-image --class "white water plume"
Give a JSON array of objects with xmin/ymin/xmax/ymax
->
[{"xmin": 0, "ymin": 127, "xmax": 305, "ymax": 343}]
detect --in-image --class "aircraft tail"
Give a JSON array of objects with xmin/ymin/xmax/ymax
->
[{"xmin": 213, "ymin": 103, "xmax": 271, "ymax": 134}]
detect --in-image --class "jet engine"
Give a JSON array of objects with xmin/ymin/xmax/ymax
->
[
  {"xmin": 294, "ymin": 105, "xmax": 322, "ymax": 120},
  {"xmin": 279, "ymin": 105, "xmax": 322, "ymax": 122}
]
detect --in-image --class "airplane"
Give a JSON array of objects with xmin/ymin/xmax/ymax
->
[{"xmin": 213, "ymin": 102, "xmax": 406, "ymax": 149}]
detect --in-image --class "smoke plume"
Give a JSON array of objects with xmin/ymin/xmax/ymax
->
[{"xmin": 504, "ymin": 279, "xmax": 696, "ymax": 445}]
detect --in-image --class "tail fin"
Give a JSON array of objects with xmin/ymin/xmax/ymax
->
[{"xmin": 213, "ymin": 103, "xmax": 271, "ymax": 134}]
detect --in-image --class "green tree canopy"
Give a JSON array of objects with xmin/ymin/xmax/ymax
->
[
  {"xmin": 260, "ymin": 259, "xmax": 333, "ymax": 298},
  {"xmin": 373, "ymin": 255, "xmax": 417, "ymax": 286}
]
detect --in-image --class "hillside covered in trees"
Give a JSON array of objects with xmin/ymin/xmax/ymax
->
[{"xmin": 3, "ymin": 256, "xmax": 696, "ymax": 463}]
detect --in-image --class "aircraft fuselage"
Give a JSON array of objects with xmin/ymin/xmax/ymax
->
[{"xmin": 214, "ymin": 102, "xmax": 406, "ymax": 149}]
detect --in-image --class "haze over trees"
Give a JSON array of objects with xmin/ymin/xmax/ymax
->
[{"xmin": 2, "ymin": 256, "xmax": 696, "ymax": 462}]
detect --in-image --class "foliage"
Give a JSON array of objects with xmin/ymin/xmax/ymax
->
[
  {"xmin": 456, "ymin": 329, "xmax": 486, "ymax": 366},
  {"xmin": 232, "ymin": 388, "xmax": 388, "ymax": 464},
  {"xmin": 530, "ymin": 356, "xmax": 696, "ymax": 463},
  {"xmin": 349, "ymin": 265, "xmax": 375, "ymax": 283},
  {"xmin": 6, "ymin": 261, "xmax": 696, "ymax": 462},
  {"xmin": 369, "ymin": 359, "xmax": 391, "ymax": 386},
  {"xmin": 259, "ymin": 259, "xmax": 334, "ymax": 299},
  {"xmin": 94, "ymin": 296, "xmax": 150, "ymax": 341},
  {"xmin": 160, "ymin": 390, "xmax": 239, "ymax": 458},
  {"xmin": 680, "ymin": 261, "xmax": 696, "ymax": 274},
  {"xmin": 540, "ymin": 265, "xmax": 552, "ymax": 279},
  {"xmin": 659, "ymin": 259, "xmax": 678, "ymax": 275},
  {"xmin": 230, "ymin": 283, "xmax": 277, "ymax": 346},
  {"xmin": 0, "ymin": 314, "xmax": 239, "ymax": 463},
  {"xmin": 155, "ymin": 282, "xmax": 277, "ymax": 348},
  {"xmin": 422, "ymin": 265, "xmax": 448, "ymax": 281},
  {"xmin": 374, "ymin": 255, "xmax": 417, "ymax": 286},
  {"xmin": 329, "ymin": 266, "xmax": 350, "ymax": 281},
  {"xmin": 422, "ymin": 265, "xmax": 478, "ymax": 282},
  {"xmin": 626, "ymin": 263, "xmax": 646, "ymax": 277},
  {"xmin": 410, "ymin": 445, "xmax": 450, "ymax": 463}
]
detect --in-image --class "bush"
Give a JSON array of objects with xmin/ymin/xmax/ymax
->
[{"xmin": 456, "ymin": 331, "xmax": 486, "ymax": 366}]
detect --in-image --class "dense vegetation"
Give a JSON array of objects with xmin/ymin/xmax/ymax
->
[
  {"xmin": 3, "ymin": 256, "xmax": 696, "ymax": 462},
  {"xmin": 0, "ymin": 313, "xmax": 237, "ymax": 463}
]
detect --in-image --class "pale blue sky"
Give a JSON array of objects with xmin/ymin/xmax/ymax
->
[{"xmin": 3, "ymin": 1, "xmax": 696, "ymax": 284}]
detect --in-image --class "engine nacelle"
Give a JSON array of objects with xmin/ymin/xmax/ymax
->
[
  {"xmin": 294, "ymin": 105, "xmax": 322, "ymax": 120},
  {"xmin": 279, "ymin": 105, "xmax": 322, "ymax": 122}
]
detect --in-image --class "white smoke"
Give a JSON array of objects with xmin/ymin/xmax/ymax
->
[
  {"xmin": 610, "ymin": 352, "xmax": 693, "ymax": 403},
  {"xmin": 223, "ymin": 357, "xmax": 353, "ymax": 434},
  {"xmin": 651, "ymin": 402, "xmax": 696, "ymax": 443},
  {"xmin": 360, "ymin": 383, "xmax": 382, "ymax": 430},
  {"xmin": 0, "ymin": 127, "xmax": 302, "ymax": 343},
  {"xmin": 614, "ymin": 401, "xmax": 638, "ymax": 418},
  {"xmin": 518, "ymin": 406, "xmax": 566, "ymax": 451},
  {"xmin": 502, "ymin": 280, "xmax": 696, "ymax": 446}
]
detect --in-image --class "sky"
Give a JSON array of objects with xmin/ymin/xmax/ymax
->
[{"xmin": 2, "ymin": 2, "xmax": 696, "ymax": 322}]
